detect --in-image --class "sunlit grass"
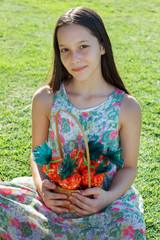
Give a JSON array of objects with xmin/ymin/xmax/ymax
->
[{"xmin": 0, "ymin": 0, "xmax": 159, "ymax": 238}]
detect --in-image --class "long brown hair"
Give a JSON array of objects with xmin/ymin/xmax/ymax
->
[{"xmin": 48, "ymin": 7, "xmax": 129, "ymax": 94}]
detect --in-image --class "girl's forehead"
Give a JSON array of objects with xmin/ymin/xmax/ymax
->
[
  {"xmin": 57, "ymin": 24, "xmax": 96, "ymax": 45},
  {"xmin": 58, "ymin": 23, "xmax": 90, "ymax": 33}
]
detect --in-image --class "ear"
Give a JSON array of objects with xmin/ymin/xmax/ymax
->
[{"xmin": 100, "ymin": 43, "xmax": 106, "ymax": 55}]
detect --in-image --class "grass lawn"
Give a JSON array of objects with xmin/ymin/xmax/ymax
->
[{"xmin": 0, "ymin": 0, "xmax": 159, "ymax": 239}]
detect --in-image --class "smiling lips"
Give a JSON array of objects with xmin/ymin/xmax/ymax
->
[{"xmin": 72, "ymin": 66, "xmax": 87, "ymax": 72}]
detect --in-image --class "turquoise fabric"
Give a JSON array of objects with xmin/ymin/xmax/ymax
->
[{"xmin": 0, "ymin": 86, "xmax": 146, "ymax": 239}]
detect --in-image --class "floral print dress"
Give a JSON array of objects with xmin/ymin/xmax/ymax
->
[{"xmin": 0, "ymin": 85, "xmax": 146, "ymax": 240}]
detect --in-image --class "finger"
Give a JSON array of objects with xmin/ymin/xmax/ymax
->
[
  {"xmin": 81, "ymin": 187, "xmax": 101, "ymax": 197},
  {"xmin": 43, "ymin": 189, "xmax": 68, "ymax": 200},
  {"xmin": 69, "ymin": 203, "xmax": 91, "ymax": 216},
  {"xmin": 42, "ymin": 179, "xmax": 56, "ymax": 190},
  {"xmin": 43, "ymin": 198, "xmax": 71, "ymax": 212},
  {"xmin": 50, "ymin": 199, "xmax": 71, "ymax": 207},
  {"xmin": 49, "ymin": 205, "xmax": 70, "ymax": 214},
  {"xmin": 69, "ymin": 194, "xmax": 94, "ymax": 211},
  {"xmin": 70, "ymin": 193, "xmax": 94, "ymax": 206},
  {"xmin": 42, "ymin": 180, "xmax": 68, "ymax": 199}
]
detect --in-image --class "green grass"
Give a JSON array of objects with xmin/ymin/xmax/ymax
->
[{"xmin": 0, "ymin": 0, "xmax": 159, "ymax": 239}]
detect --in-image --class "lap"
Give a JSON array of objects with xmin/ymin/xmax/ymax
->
[{"xmin": 0, "ymin": 177, "xmax": 146, "ymax": 239}]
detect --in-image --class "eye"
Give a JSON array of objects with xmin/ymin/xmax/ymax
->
[
  {"xmin": 60, "ymin": 48, "xmax": 69, "ymax": 53},
  {"xmin": 80, "ymin": 45, "xmax": 89, "ymax": 49}
]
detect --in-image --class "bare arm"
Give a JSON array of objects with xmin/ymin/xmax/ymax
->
[
  {"xmin": 108, "ymin": 94, "xmax": 142, "ymax": 199},
  {"xmin": 30, "ymin": 86, "xmax": 51, "ymax": 194},
  {"xmin": 69, "ymin": 94, "xmax": 142, "ymax": 216},
  {"xmin": 30, "ymin": 86, "xmax": 70, "ymax": 213}
]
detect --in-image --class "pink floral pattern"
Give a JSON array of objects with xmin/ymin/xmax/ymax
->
[
  {"xmin": 0, "ymin": 86, "xmax": 146, "ymax": 239},
  {"xmin": 110, "ymin": 130, "xmax": 118, "ymax": 140}
]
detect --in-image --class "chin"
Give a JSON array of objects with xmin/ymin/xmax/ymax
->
[{"xmin": 72, "ymin": 74, "xmax": 91, "ymax": 82}]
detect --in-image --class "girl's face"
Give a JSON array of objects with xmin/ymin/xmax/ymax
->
[{"xmin": 57, "ymin": 24, "xmax": 105, "ymax": 83}]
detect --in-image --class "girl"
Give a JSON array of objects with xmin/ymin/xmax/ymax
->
[{"xmin": 0, "ymin": 7, "xmax": 146, "ymax": 240}]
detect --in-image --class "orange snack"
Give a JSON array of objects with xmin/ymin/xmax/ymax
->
[
  {"xmin": 81, "ymin": 168, "xmax": 105, "ymax": 188},
  {"xmin": 58, "ymin": 170, "xmax": 82, "ymax": 190},
  {"xmin": 70, "ymin": 149, "xmax": 87, "ymax": 172},
  {"xmin": 42, "ymin": 157, "xmax": 62, "ymax": 183}
]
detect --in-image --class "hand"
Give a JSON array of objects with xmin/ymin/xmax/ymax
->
[
  {"xmin": 69, "ymin": 187, "xmax": 114, "ymax": 217},
  {"xmin": 40, "ymin": 179, "xmax": 70, "ymax": 214}
]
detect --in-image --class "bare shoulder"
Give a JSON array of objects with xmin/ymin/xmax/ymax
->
[
  {"xmin": 121, "ymin": 93, "xmax": 141, "ymax": 112},
  {"xmin": 32, "ymin": 85, "xmax": 53, "ymax": 117},
  {"xmin": 120, "ymin": 93, "xmax": 141, "ymax": 125},
  {"xmin": 33, "ymin": 85, "xmax": 53, "ymax": 102}
]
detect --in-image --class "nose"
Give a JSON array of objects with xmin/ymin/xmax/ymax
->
[{"xmin": 71, "ymin": 50, "xmax": 81, "ymax": 64}]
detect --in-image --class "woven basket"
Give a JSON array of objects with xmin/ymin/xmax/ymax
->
[{"xmin": 53, "ymin": 110, "xmax": 91, "ymax": 212}]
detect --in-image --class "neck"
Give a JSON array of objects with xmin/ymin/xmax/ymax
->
[{"xmin": 66, "ymin": 77, "xmax": 113, "ymax": 98}]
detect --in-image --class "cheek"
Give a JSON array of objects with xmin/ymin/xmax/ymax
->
[
  {"xmin": 84, "ymin": 49, "xmax": 99, "ymax": 61},
  {"xmin": 60, "ymin": 55, "xmax": 72, "ymax": 73},
  {"xmin": 83, "ymin": 52, "xmax": 89, "ymax": 59},
  {"xmin": 61, "ymin": 52, "xmax": 71, "ymax": 65},
  {"xmin": 60, "ymin": 56, "xmax": 68, "ymax": 68}
]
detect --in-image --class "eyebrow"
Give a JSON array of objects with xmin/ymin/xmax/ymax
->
[{"xmin": 59, "ymin": 40, "xmax": 90, "ymax": 47}]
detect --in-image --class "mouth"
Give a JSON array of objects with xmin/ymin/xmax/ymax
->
[{"xmin": 72, "ymin": 66, "xmax": 87, "ymax": 72}]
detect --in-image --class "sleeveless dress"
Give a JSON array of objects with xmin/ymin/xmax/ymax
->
[{"xmin": 0, "ymin": 85, "xmax": 146, "ymax": 240}]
